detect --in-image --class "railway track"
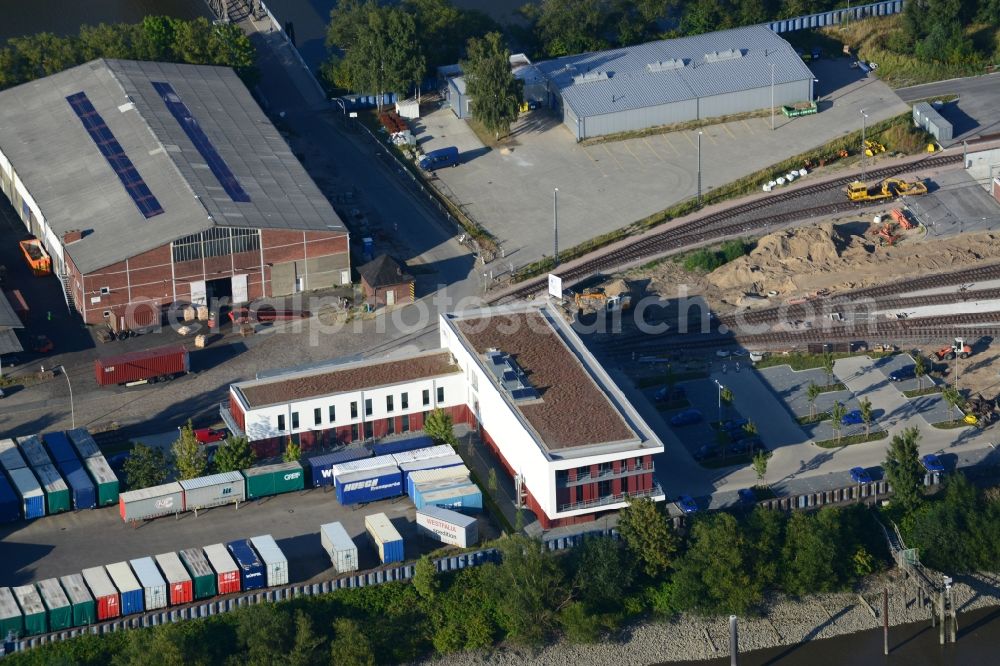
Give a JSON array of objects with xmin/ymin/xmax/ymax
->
[{"xmin": 493, "ymin": 153, "xmax": 962, "ymax": 303}]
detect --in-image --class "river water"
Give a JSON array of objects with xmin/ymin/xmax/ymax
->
[{"xmin": 670, "ymin": 604, "xmax": 1000, "ymax": 666}]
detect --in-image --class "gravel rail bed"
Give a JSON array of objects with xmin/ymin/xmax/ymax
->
[{"xmin": 418, "ymin": 571, "xmax": 1000, "ymax": 666}]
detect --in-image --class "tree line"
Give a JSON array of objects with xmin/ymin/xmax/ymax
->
[{"xmin": 0, "ymin": 16, "xmax": 257, "ymax": 91}]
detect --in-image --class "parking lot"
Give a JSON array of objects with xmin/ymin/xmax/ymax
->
[{"xmin": 417, "ymin": 58, "xmax": 910, "ymax": 269}]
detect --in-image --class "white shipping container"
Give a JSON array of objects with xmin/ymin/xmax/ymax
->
[
  {"xmin": 249, "ymin": 535, "xmax": 289, "ymax": 587},
  {"xmin": 399, "ymin": 454, "xmax": 464, "ymax": 474},
  {"xmin": 390, "ymin": 445, "xmax": 454, "ymax": 465},
  {"xmin": 416, "ymin": 505, "xmax": 479, "ymax": 548},
  {"xmin": 119, "ymin": 482, "xmax": 184, "ymax": 521},
  {"xmin": 105, "ymin": 562, "xmax": 142, "ymax": 595},
  {"xmin": 12, "ymin": 585, "xmax": 44, "ymax": 618},
  {"xmin": 59, "ymin": 573, "xmax": 92, "ymax": 607},
  {"xmin": 154, "ymin": 552, "xmax": 192, "ymax": 586},
  {"xmin": 320, "ymin": 521, "xmax": 359, "ymax": 573},
  {"xmin": 0, "ymin": 587, "xmax": 20, "ymax": 626},
  {"xmin": 0, "ymin": 438, "xmax": 27, "ymax": 471},
  {"xmin": 408, "ymin": 466, "xmax": 471, "ymax": 486},
  {"xmin": 130, "ymin": 557, "xmax": 168, "ymax": 610},
  {"xmin": 329, "ymin": 454, "xmax": 398, "ymax": 485},
  {"xmin": 180, "ymin": 471, "xmax": 246, "ymax": 511}
]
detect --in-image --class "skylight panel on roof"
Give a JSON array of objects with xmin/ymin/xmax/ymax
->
[
  {"xmin": 151, "ymin": 81, "xmax": 251, "ymax": 203},
  {"xmin": 704, "ymin": 49, "xmax": 745, "ymax": 63},
  {"xmin": 66, "ymin": 91, "xmax": 164, "ymax": 219},
  {"xmin": 572, "ymin": 71, "xmax": 609, "ymax": 85},
  {"xmin": 647, "ymin": 59, "xmax": 686, "ymax": 72}
]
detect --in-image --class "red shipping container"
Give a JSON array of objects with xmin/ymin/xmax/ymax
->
[
  {"xmin": 169, "ymin": 580, "xmax": 193, "ymax": 605},
  {"xmin": 82, "ymin": 566, "xmax": 121, "ymax": 620},
  {"xmin": 203, "ymin": 543, "xmax": 242, "ymax": 595},
  {"xmin": 94, "ymin": 345, "xmax": 189, "ymax": 386},
  {"xmin": 155, "ymin": 552, "xmax": 194, "ymax": 606}
]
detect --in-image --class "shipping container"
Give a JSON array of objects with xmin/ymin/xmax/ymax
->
[
  {"xmin": 32, "ymin": 463, "xmax": 70, "ymax": 514},
  {"xmin": 0, "ymin": 438, "xmax": 28, "ymax": 471},
  {"xmin": 407, "ymin": 465, "xmax": 471, "ymax": 498},
  {"xmin": 105, "ymin": 562, "xmax": 144, "ymax": 615},
  {"xmin": 414, "ymin": 483, "xmax": 483, "ymax": 512},
  {"xmin": 335, "ymin": 466, "xmax": 403, "ymax": 505},
  {"xmin": 0, "ymin": 475, "xmax": 20, "ymax": 523},
  {"xmin": 399, "ymin": 455, "xmax": 464, "ymax": 489},
  {"xmin": 249, "ymin": 535, "xmax": 289, "ymax": 587},
  {"xmin": 16, "ymin": 434, "xmax": 53, "ymax": 467},
  {"xmin": 8, "ymin": 467, "xmax": 45, "ymax": 519},
  {"xmin": 0, "ymin": 587, "xmax": 23, "ymax": 640},
  {"xmin": 179, "ymin": 548, "xmax": 217, "ymax": 599},
  {"xmin": 66, "ymin": 428, "xmax": 101, "ymax": 459},
  {"xmin": 416, "ymin": 506, "xmax": 479, "ymax": 548},
  {"xmin": 119, "ymin": 482, "xmax": 184, "ymax": 522},
  {"xmin": 371, "ymin": 435, "xmax": 433, "ymax": 457},
  {"xmin": 59, "ymin": 574, "xmax": 96, "ymax": 626},
  {"xmin": 320, "ymin": 521, "xmax": 359, "ymax": 573},
  {"xmin": 242, "ymin": 461, "xmax": 305, "ymax": 498},
  {"xmin": 365, "ymin": 512, "xmax": 404, "ymax": 564},
  {"xmin": 51, "ymin": 456, "xmax": 96, "ymax": 510},
  {"xmin": 180, "ymin": 471, "xmax": 245, "ymax": 512},
  {"xmin": 36, "ymin": 578, "xmax": 72, "ymax": 631},
  {"xmin": 155, "ymin": 552, "xmax": 194, "ymax": 606},
  {"xmin": 94, "ymin": 345, "xmax": 189, "ymax": 386},
  {"xmin": 203, "ymin": 544, "xmax": 242, "ymax": 595},
  {"xmin": 226, "ymin": 539, "xmax": 266, "ymax": 591},
  {"xmin": 81, "ymin": 455, "xmax": 119, "ymax": 506},
  {"xmin": 129, "ymin": 557, "xmax": 168, "ymax": 610},
  {"xmin": 81, "ymin": 566, "xmax": 120, "ymax": 620},
  {"xmin": 12, "ymin": 585, "xmax": 47, "ymax": 636},
  {"xmin": 390, "ymin": 445, "xmax": 455, "ymax": 466},
  {"xmin": 306, "ymin": 448, "xmax": 372, "ymax": 487},
  {"xmin": 42, "ymin": 431, "xmax": 78, "ymax": 464},
  {"xmin": 327, "ymin": 454, "xmax": 399, "ymax": 487}
]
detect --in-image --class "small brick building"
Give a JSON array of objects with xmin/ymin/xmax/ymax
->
[
  {"xmin": 358, "ymin": 254, "xmax": 414, "ymax": 307},
  {"xmin": 0, "ymin": 59, "xmax": 350, "ymax": 329}
]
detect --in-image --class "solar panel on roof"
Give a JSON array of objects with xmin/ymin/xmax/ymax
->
[
  {"xmin": 151, "ymin": 81, "xmax": 251, "ymax": 203},
  {"xmin": 66, "ymin": 92, "xmax": 164, "ymax": 219}
]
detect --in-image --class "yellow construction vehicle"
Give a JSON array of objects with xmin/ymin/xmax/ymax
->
[
  {"xmin": 864, "ymin": 139, "xmax": 886, "ymax": 156},
  {"xmin": 846, "ymin": 177, "xmax": 928, "ymax": 202}
]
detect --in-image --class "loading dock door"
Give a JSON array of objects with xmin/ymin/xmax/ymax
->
[
  {"xmin": 231, "ymin": 274, "xmax": 248, "ymax": 304},
  {"xmin": 190, "ymin": 280, "xmax": 207, "ymax": 305}
]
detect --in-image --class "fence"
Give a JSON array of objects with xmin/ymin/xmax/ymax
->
[{"xmin": 768, "ymin": 0, "xmax": 904, "ymax": 34}]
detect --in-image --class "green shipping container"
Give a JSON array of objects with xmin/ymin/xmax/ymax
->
[
  {"xmin": 59, "ymin": 574, "xmax": 96, "ymax": 626},
  {"xmin": 12, "ymin": 585, "xmax": 47, "ymax": 636},
  {"xmin": 36, "ymin": 578, "xmax": 72, "ymax": 631},
  {"xmin": 33, "ymin": 463, "xmax": 71, "ymax": 514},
  {"xmin": 0, "ymin": 587, "xmax": 24, "ymax": 639},
  {"xmin": 179, "ymin": 548, "xmax": 217, "ymax": 600},
  {"xmin": 82, "ymin": 455, "xmax": 119, "ymax": 506},
  {"xmin": 242, "ymin": 461, "xmax": 305, "ymax": 499}
]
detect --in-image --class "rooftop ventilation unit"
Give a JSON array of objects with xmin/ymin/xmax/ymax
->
[
  {"xmin": 704, "ymin": 49, "xmax": 745, "ymax": 63},
  {"xmin": 485, "ymin": 349, "xmax": 540, "ymax": 402},
  {"xmin": 647, "ymin": 59, "xmax": 686, "ymax": 72},
  {"xmin": 572, "ymin": 71, "xmax": 609, "ymax": 85}
]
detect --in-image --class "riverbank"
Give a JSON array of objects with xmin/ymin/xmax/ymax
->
[{"xmin": 422, "ymin": 571, "xmax": 1000, "ymax": 665}]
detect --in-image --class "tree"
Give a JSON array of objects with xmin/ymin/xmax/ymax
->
[
  {"xmin": 743, "ymin": 421, "xmax": 758, "ymax": 436},
  {"xmin": 571, "ymin": 536, "xmax": 633, "ymax": 611},
  {"xmin": 914, "ymin": 353, "xmax": 927, "ymax": 390},
  {"xmin": 213, "ymin": 435, "xmax": 256, "ymax": 473},
  {"xmin": 830, "ymin": 402, "xmax": 846, "ymax": 443},
  {"xmin": 461, "ymin": 32, "xmax": 521, "ymax": 139},
  {"xmin": 806, "ymin": 381, "xmax": 821, "ymax": 418},
  {"xmin": 530, "ymin": 0, "xmax": 608, "ymax": 57},
  {"xmin": 405, "ymin": 0, "xmax": 498, "ymax": 72},
  {"xmin": 781, "ymin": 509, "xmax": 843, "ymax": 595},
  {"xmin": 329, "ymin": 618, "xmax": 375, "ymax": 666},
  {"xmin": 424, "ymin": 408, "xmax": 457, "ymax": 445},
  {"xmin": 172, "ymin": 422, "xmax": 208, "ymax": 480},
  {"xmin": 487, "ymin": 468, "xmax": 499, "ymax": 495},
  {"xmin": 617, "ymin": 497, "xmax": 677, "ymax": 578},
  {"xmin": 752, "ymin": 450, "xmax": 769, "ymax": 487},
  {"xmin": 942, "ymin": 385, "xmax": 963, "ymax": 420},
  {"xmin": 859, "ymin": 397, "xmax": 874, "ymax": 437},
  {"xmin": 235, "ymin": 603, "xmax": 294, "ymax": 665},
  {"xmin": 491, "ymin": 535, "xmax": 569, "ymax": 645},
  {"xmin": 288, "ymin": 611, "xmax": 325, "ymax": 666},
  {"xmin": 720, "ymin": 386, "xmax": 734, "ymax": 412},
  {"xmin": 822, "ymin": 352, "xmax": 836, "ymax": 387},
  {"xmin": 123, "ymin": 443, "xmax": 169, "ymax": 490},
  {"xmin": 283, "ymin": 439, "xmax": 302, "ymax": 463},
  {"xmin": 907, "ymin": 474, "xmax": 994, "ymax": 572},
  {"xmin": 413, "ymin": 554, "xmax": 440, "ymax": 600},
  {"xmin": 884, "ymin": 426, "xmax": 924, "ymax": 515}
]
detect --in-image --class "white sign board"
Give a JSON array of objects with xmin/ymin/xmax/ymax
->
[
  {"xmin": 548, "ymin": 274, "xmax": 563, "ymax": 299},
  {"xmin": 349, "ymin": 112, "xmax": 358, "ymax": 118}
]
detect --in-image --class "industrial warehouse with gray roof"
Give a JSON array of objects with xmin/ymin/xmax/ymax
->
[{"xmin": 534, "ymin": 25, "xmax": 816, "ymax": 140}]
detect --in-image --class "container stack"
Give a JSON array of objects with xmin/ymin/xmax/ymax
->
[
  {"xmin": 370, "ymin": 435, "xmax": 432, "ymax": 456},
  {"xmin": 335, "ymin": 465, "xmax": 402, "ymax": 505},
  {"xmin": 42, "ymin": 431, "xmax": 97, "ymax": 510},
  {"xmin": 320, "ymin": 521, "xmax": 358, "ymax": 573},
  {"xmin": 0, "ymin": 472, "xmax": 19, "ymax": 523},
  {"xmin": 0, "ymin": 438, "xmax": 44, "ymax": 519},
  {"xmin": 249, "ymin": 535, "xmax": 289, "ymax": 587},
  {"xmin": 16, "ymin": 435, "xmax": 70, "ymax": 514},
  {"xmin": 12, "ymin": 585, "xmax": 47, "ymax": 636},
  {"xmin": 327, "ymin": 454, "xmax": 398, "ymax": 488},
  {"xmin": 365, "ymin": 512, "xmax": 404, "ymax": 564},
  {"xmin": 66, "ymin": 429, "xmax": 119, "ymax": 506},
  {"xmin": 0, "ymin": 587, "xmax": 23, "ymax": 639},
  {"xmin": 119, "ymin": 482, "xmax": 185, "ymax": 522},
  {"xmin": 180, "ymin": 471, "xmax": 246, "ymax": 512},
  {"xmin": 36, "ymin": 578, "xmax": 72, "ymax": 631},
  {"xmin": 242, "ymin": 461, "xmax": 305, "ymax": 498}
]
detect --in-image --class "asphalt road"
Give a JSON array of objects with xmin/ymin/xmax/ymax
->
[{"xmin": 896, "ymin": 72, "xmax": 1000, "ymax": 143}]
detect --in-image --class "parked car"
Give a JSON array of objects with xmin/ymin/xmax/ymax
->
[
  {"xmin": 811, "ymin": 47, "xmax": 822, "ymax": 60},
  {"xmin": 675, "ymin": 495, "xmax": 698, "ymax": 514},
  {"xmin": 730, "ymin": 437, "xmax": 765, "ymax": 455},
  {"xmin": 921, "ymin": 454, "xmax": 945, "ymax": 474},
  {"xmin": 841, "ymin": 409, "xmax": 864, "ymax": 425},
  {"xmin": 670, "ymin": 409, "xmax": 703, "ymax": 427},
  {"xmin": 888, "ymin": 366, "xmax": 916, "ymax": 382},
  {"xmin": 31, "ymin": 334, "xmax": 53, "ymax": 354},
  {"xmin": 715, "ymin": 349, "xmax": 731, "ymax": 358},
  {"xmin": 738, "ymin": 488, "xmax": 757, "ymax": 505},
  {"xmin": 721, "ymin": 418, "xmax": 749, "ymax": 432},
  {"xmin": 418, "ymin": 146, "xmax": 459, "ymax": 171},
  {"xmin": 693, "ymin": 444, "xmax": 720, "ymax": 461},
  {"xmin": 194, "ymin": 428, "xmax": 227, "ymax": 444},
  {"xmin": 655, "ymin": 386, "xmax": 685, "ymax": 403},
  {"xmin": 849, "ymin": 467, "xmax": 873, "ymax": 484}
]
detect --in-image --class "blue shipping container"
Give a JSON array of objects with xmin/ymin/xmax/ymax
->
[
  {"xmin": 401, "ymin": 455, "xmax": 465, "ymax": 493},
  {"xmin": 42, "ymin": 432, "xmax": 79, "ymax": 464},
  {"xmin": 371, "ymin": 435, "xmax": 432, "ymax": 457},
  {"xmin": 414, "ymin": 483, "xmax": 483, "ymax": 512},
  {"xmin": 335, "ymin": 467, "xmax": 403, "ymax": 505},
  {"xmin": 105, "ymin": 563, "xmax": 145, "ymax": 616},
  {"xmin": 0, "ymin": 475, "xmax": 20, "ymax": 522},
  {"xmin": 226, "ymin": 539, "xmax": 267, "ymax": 591},
  {"xmin": 53, "ymin": 456, "xmax": 97, "ymax": 510},
  {"xmin": 307, "ymin": 448, "xmax": 372, "ymax": 488}
]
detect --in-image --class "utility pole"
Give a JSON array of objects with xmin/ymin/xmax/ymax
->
[
  {"xmin": 714, "ymin": 379, "xmax": 724, "ymax": 424},
  {"xmin": 860, "ymin": 108, "xmax": 869, "ymax": 182},
  {"xmin": 697, "ymin": 131, "xmax": 703, "ymax": 205},
  {"xmin": 883, "ymin": 587, "xmax": 889, "ymax": 655},
  {"xmin": 729, "ymin": 615, "xmax": 739, "ymax": 666},
  {"xmin": 553, "ymin": 188, "xmax": 559, "ymax": 267},
  {"xmin": 770, "ymin": 63, "xmax": 775, "ymax": 131}
]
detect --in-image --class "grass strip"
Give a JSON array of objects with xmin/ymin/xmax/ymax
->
[
  {"xmin": 798, "ymin": 412, "xmax": 832, "ymax": 425},
  {"xmin": 904, "ymin": 385, "xmax": 943, "ymax": 398},
  {"xmin": 814, "ymin": 431, "xmax": 889, "ymax": 448}
]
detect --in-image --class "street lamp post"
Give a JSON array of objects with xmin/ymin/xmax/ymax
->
[
  {"xmin": 553, "ymin": 188, "xmax": 559, "ymax": 267},
  {"xmin": 55, "ymin": 365, "xmax": 75, "ymax": 429},
  {"xmin": 860, "ymin": 108, "xmax": 869, "ymax": 182},
  {"xmin": 713, "ymin": 379, "xmax": 724, "ymax": 423},
  {"xmin": 770, "ymin": 63, "xmax": 775, "ymax": 131},
  {"xmin": 697, "ymin": 131, "xmax": 703, "ymax": 206}
]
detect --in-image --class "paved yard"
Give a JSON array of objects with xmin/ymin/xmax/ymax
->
[
  {"xmin": 896, "ymin": 72, "xmax": 1000, "ymax": 145},
  {"xmin": 417, "ymin": 58, "xmax": 910, "ymax": 269},
  {"xmin": 905, "ymin": 169, "xmax": 1000, "ymax": 239}
]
